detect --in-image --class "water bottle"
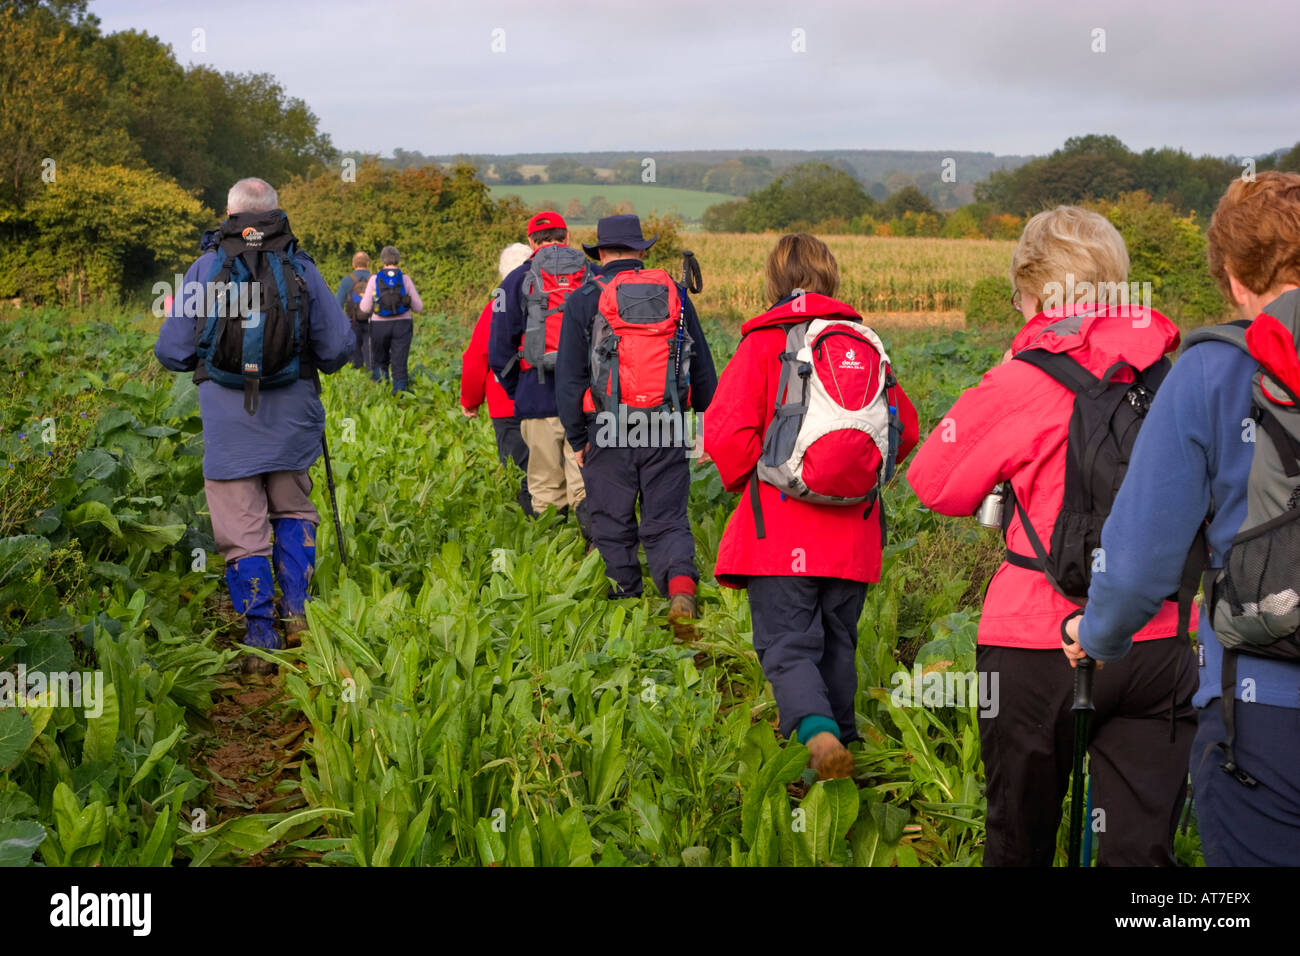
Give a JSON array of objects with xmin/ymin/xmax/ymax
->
[{"xmin": 977, "ymin": 483, "xmax": 1006, "ymax": 529}]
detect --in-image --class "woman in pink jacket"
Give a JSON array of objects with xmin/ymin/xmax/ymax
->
[{"xmin": 907, "ymin": 207, "xmax": 1196, "ymax": 866}]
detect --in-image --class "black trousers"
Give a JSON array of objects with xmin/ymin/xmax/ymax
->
[
  {"xmin": 581, "ymin": 442, "xmax": 696, "ymax": 598},
  {"xmin": 748, "ymin": 575, "xmax": 867, "ymax": 742},
  {"xmin": 370, "ymin": 318, "xmax": 413, "ymax": 391},
  {"xmin": 977, "ymin": 638, "xmax": 1197, "ymax": 867},
  {"xmin": 492, "ymin": 417, "xmax": 531, "ymax": 513},
  {"xmin": 349, "ymin": 319, "xmax": 370, "ymax": 369}
]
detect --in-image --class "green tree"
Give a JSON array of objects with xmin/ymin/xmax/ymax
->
[
  {"xmin": 742, "ymin": 162, "xmax": 875, "ymax": 231},
  {"xmin": 545, "ymin": 157, "xmax": 581, "ymax": 182},
  {"xmin": 280, "ymin": 161, "xmax": 528, "ymax": 309},
  {"xmin": 0, "ymin": 163, "xmax": 206, "ymax": 302},
  {"xmin": 884, "ymin": 185, "xmax": 936, "ymax": 218}
]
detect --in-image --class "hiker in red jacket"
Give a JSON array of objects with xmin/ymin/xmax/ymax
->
[
  {"xmin": 704, "ymin": 234, "xmax": 919, "ymax": 779},
  {"xmin": 461, "ymin": 242, "xmax": 533, "ymax": 514},
  {"xmin": 907, "ymin": 206, "xmax": 1196, "ymax": 866}
]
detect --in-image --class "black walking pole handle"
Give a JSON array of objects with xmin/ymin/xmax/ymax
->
[{"xmin": 1061, "ymin": 609, "xmax": 1094, "ymax": 711}]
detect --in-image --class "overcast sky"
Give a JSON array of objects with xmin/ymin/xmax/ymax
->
[{"xmin": 93, "ymin": 0, "xmax": 1298, "ymax": 159}]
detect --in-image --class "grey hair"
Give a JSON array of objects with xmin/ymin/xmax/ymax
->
[
  {"xmin": 498, "ymin": 242, "xmax": 530, "ymax": 278},
  {"xmin": 380, "ymin": 245, "xmax": 400, "ymax": 265},
  {"xmin": 226, "ymin": 177, "xmax": 278, "ymax": 214}
]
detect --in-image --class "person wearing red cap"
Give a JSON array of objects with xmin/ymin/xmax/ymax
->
[{"xmin": 489, "ymin": 211, "xmax": 592, "ymax": 536}]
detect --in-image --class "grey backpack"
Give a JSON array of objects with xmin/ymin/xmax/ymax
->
[
  {"xmin": 519, "ymin": 244, "xmax": 592, "ymax": 382},
  {"xmin": 1182, "ymin": 287, "xmax": 1300, "ymax": 784}
]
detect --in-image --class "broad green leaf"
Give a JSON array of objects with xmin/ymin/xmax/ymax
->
[
  {"xmin": 0, "ymin": 708, "xmax": 34, "ymax": 772},
  {"xmin": 0, "ymin": 821, "xmax": 46, "ymax": 867},
  {"xmin": 82, "ymin": 683, "xmax": 119, "ymax": 765}
]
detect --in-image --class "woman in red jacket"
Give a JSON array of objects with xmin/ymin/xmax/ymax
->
[
  {"xmin": 906, "ymin": 206, "xmax": 1196, "ymax": 866},
  {"xmin": 461, "ymin": 242, "xmax": 533, "ymax": 514},
  {"xmin": 704, "ymin": 234, "xmax": 920, "ymax": 779}
]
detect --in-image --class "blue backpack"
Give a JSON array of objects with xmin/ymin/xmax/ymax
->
[
  {"xmin": 194, "ymin": 211, "xmax": 312, "ymax": 415},
  {"xmin": 374, "ymin": 266, "xmax": 412, "ymax": 317}
]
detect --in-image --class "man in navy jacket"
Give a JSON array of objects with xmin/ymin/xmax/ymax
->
[
  {"xmin": 554, "ymin": 215, "xmax": 717, "ymax": 630},
  {"xmin": 155, "ymin": 177, "xmax": 354, "ymax": 675},
  {"xmin": 489, "ymin": 211, "xmax": 589, "ymax": 533}
]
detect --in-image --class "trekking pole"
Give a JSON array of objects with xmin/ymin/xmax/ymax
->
[
  {"xmin": 1081, "ymin": 776, "xmax": 1095, "ymax": 867},
  {"xmin": 1062, "ymin": 609, "xmax": 1094, "ymax": 867},
  {"xmin": 321, "ymin": 433, "xmax": 347, "ymax": 567}
]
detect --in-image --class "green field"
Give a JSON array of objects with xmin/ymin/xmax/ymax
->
[
  {"xmin": 489, "ymin": 183, "xmax": 737, "ymax": 222},
  {"xmin": 0, "ymin": 299, "xmax": 1208, "ymax": 866}
]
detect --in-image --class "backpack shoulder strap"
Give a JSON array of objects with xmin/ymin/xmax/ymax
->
[
  {"xmin": 1012, "ymin": 348, "xmax": 1101, "ymax": 395},
  {"xmin": 1181, "ymin": 320, "xmax": 1251, "ymax": 356}
]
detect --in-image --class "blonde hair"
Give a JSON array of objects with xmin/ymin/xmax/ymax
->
[
  {"xmin": 1011, "ymin": 206, "xmax": 1129, "ymax": 309},
  {"xmin": 765, "ymin": 233, "xmax": 840, "ymax": 304},
  {"xmin": 498, "ymin": 242, "xmax": 530, "ymax": 278}
]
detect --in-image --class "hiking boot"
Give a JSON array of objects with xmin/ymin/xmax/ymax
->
[
  {"xmin": 227, "ymin": 556, "xmax": 282, "ymax": 678},
  {"xmin": 283, "ymin": 615, "xmax": 308, "ymax": 648},
  {"xmin": 240, "ymin": 652, "xmax": 278, "ymax": 677},
  {"xmin": 667, "ymin": 592, "xmax": 698, "ymax": 642},
  {"xmin": 806, "ymin": 731, "xmax": 855, "ymax": 780},
  {"xmin": 273, "ymin": 518, "xmax": 316, "ymax": 649}
]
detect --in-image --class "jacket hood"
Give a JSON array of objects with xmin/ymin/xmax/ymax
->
[
  {"xmin": 740, "ymin": 293, "xmax": 863, "ymax": 335},
  {"xmin": 1009, "ymin": 303, "xmax": 1181, "ymax": 375}
]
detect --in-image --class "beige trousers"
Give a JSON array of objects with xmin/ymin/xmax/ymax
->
[
  {"xmin": 520, "ymin": 416, "xmax": 586, "ymax": 511},
  {"xmin": 204, "ymin": 470, "xmax": 320, "ymax": 561}
]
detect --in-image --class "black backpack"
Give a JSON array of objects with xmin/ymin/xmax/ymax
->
[
  {"xmin": 194, "ymin": 211, "xmax": 314, "ymax": 415},
  {"xmin": 1005, "ymin": 330, "xmax": 1205, "ymax": 644}
]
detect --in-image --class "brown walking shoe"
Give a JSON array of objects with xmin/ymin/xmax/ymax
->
[
  {"xmin": 806, "ymin": 731, "xmax": 855, "ymax": 780},
  {"xmin": 667, "ymin": 592, "xmax": 698, "ymax": 642}
]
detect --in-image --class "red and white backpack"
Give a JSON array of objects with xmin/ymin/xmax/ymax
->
[
  {"xmin": 520, "ymin": 243, "xmax": 592, "ymax": 381},
  {"xmin": 751, "ymin": 318, "xmax": 901, "ymax": 533},
  {"xmin": 583, "ymin": 268, "xmax": 693, "ymax": 414}
]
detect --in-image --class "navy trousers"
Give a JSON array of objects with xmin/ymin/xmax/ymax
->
[
  {"xmin": 581, "ymin": 442, "xmax": 696, "ymax": 598},
  {"xmin": 492, "ymin": 417, "xmax": 531, "ymax": 514},
  {"xmin": 747, "ymin": 575, "xmax": 867, "ymax": 743},
  {"xmin": 1191, "ymin": 699, "xmax": 1300, "ymax": 866}
]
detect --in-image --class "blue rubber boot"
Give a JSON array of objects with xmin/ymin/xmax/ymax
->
[
  {"xmin": 272, "ymin": 518, "xmax": 316, "ymax": 646},
  {"xmin": 225, "ymin": 555, "xmax": 281, "ymax": 675},
  {"xmin": 392, "ymin": 379, "xmax": 409, "ymax": 395}
]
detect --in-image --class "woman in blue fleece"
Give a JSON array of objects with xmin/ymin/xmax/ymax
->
[
  {"xmin": 155, "ymin": 177, "xmax": 355, "ymax": 675},
  {"xmin": 1065, "ymin": 172, "xmax": 1300, "ymax": 866}
]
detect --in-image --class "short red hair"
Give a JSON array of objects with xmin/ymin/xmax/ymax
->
[{"xmin": 1207, "ymin": 171, "xmax": 1300, "ymax": 298}]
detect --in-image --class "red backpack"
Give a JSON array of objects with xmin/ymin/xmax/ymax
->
[
  {"xmin": 519, "ymin": 243, "xmax": 592, "ymax": 382},
  {"xmin": 582, "ymin": 268, "xmax": 693, "ymax": 414}
]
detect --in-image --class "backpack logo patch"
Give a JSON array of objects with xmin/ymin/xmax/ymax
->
[
  {"xmin": 241, "ymin": 227, "xmax": 264, "ymax": 247},
  {"xmin": 841, "ymin": 347, "xmax": 864, "ymax": 370}
]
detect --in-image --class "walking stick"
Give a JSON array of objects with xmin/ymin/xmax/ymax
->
[
  {"xmin": 321, "ymin": 433, "xmax": 347, "ymax": 567},
  {"xmin": 1063, "ymin": 611, "xmax": 1094, "ymax": 867}
]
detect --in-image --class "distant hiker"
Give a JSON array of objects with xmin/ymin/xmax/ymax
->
[
  {"xmin": 336, "ymin": 251, "xmax": 372, "ymax": 370},
  {"xmin": 489, "ymin": 211, "xmax": 591, "ymax": 531},
  {"xmin": 908, "ymin": 206, "xmax": 1194, "ymax": 865},
  {"xmin": 554, "ymin": 214, "xmax": 718, "ymax": 629},
  {"xmin": 1063, "ymin": 172, "xmax": 1300, "ymax": 866},
  {"xmin": 154, "ymin": 177, "xmax": 354, "ymax": 675},
  {"xmin": 461, "ymin": 242, "xmax": 534, "ymax": 514},
  {"xmin": 703, "ymin": 233, "xmax": 919, "ymax": 779},
  {"xmin": 358, "ymin": 245, "xmax": 422, "ymax": 394}
]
